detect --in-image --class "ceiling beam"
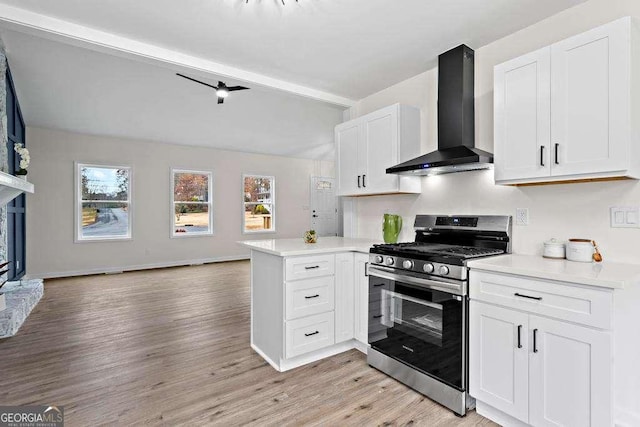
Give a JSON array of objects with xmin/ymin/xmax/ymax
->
[{"xmin": 0, "ymin": 4, "xmax": 355, "ymax": 107}]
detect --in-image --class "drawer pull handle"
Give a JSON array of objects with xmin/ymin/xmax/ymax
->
[
  {"xmin": 540, "ymin": 146, "xmax": 545, "ymax": 167},
  {"xmin": 514, "ymin": 292, "xmax": 542, "ymax": 301},
  {"xmin": 305, "ymin": 331, "xmax": 319, "ymax": 337},
  {"xmin": 304, "ymin": 265, "xmax": 320, "ymax": 270},
  {"xmin": 533, "ymin": 328, "xmax": 539, "ymax": 353},
  {"xmin": 304, "ymin": 294, "xmax": 320, "ymax": 299},
  {"xmin": 554, "ymin": 143, "xmax": 560, "ymax": 164},
  {"xmin": 517, "ymin": 325, "xmax": 522, "ymax": 349},
  {"xmin": 372, "ymin": 314, "xmax": 383, "ymax": 319},
  {"xmin": 373, "ymin": 283, "xmax": 385, "ymax": 287}
]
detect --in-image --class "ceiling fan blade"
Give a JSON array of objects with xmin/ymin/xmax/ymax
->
[
  {"xmin": 227, "ymin": 86, "xmax": 250, "ymax": 92},
  {"xmin": 217, "ymin": 97, "xmax": 224, "ymax": 104},
  {"xmin": 176, "ymin": 73, "xmax": 218, "ymax": 90}
]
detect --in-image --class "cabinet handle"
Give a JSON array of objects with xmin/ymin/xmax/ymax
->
[
  {"xmin": 363, "ymin": 174, "xmax": 366, "ymax": 187},
  {"xmin": 540, "ymin": 146, "xmax": 545, "ymax": 167},
  {"xmin": 305, "ymin": 331, "xmax": 319, "ymax": 337},
  {"xmin": 373, "ymin": 283, "xmax": 385, "ymax": 287},
  {"xmin": 304, "ymin": 294, "xmax": 320, "ymax": 299},
  {"xmin": 364, "ymin": 262, "xmax": 369, "ymax": 277},
  {"xmin": 372, "ymin": 314, "xmax": 383, "ymax": 319},
  {"xmin": 517, "ymin": 325, "xmax": 523, "ymax": 349},
  {"xmin": 514, "ymin": 292, "xmax": 542, "ymax": 301},
  {"xmin": 304, "ymin": 265, "xmax": 320, "ymax": 270},
  {"xmin": 533, "ymin": 328, "xmax": 539, "ymax": 353},
  {"xmin": 554, "ymin": 143, "xmax": 560, "ymax": 165},
  {"xmin": 357, "ymin": 175, "xmax": 361, "ymax": 188}
]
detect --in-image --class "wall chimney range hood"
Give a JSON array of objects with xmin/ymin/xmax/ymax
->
[{"xmin": 386, "ymin": 44, "xmax": 493, "ymax": 176}]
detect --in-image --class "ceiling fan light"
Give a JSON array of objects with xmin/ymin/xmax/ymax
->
[{"xmin": 216, "ymin": 88, "xmax": 229, "ymax": 98}]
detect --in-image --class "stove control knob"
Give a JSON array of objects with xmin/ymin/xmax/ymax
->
[
  {"xmin": 385, "ymin": 257, "xmax": 395, "ymax": 266},
  {"xmin": 402, "ymin": 260, "xmax": 414, "ymax": 269},
  {"xmin": 423, "ymin": 263, "xmax": 434, "ymax": 273},
  {"xmin": 439, "ymin": 265, "xmax": 450, "ymax": 276},
  {"xmin": 374, "ymin": 255, "xmax": 384, "ymax": 264}
]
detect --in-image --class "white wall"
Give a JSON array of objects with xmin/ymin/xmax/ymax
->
[
  {"xmin": 26, "ymin": 127, "xmax": 333, "ymax": 278},
  {"xmin": 348, "ymin": 0, "xmax": 640, "ymax": 265}
]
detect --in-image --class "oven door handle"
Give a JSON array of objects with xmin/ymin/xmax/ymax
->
[{"xmin": 368, "ymin": 266, "xmax": 465, "ymax": 296}]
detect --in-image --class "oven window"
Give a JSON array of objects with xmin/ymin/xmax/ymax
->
[{"xmin": 382, "ymin": 290, "xmax": 443, "ymax": 347}]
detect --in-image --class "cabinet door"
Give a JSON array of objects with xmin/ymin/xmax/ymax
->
[
  {"xmin": 494, "ymin": 47, "xmax": 551, "ymax": 182},
  {"xmin": 334, "ymin": 253, "xmax": 355, "ymax": 343},
  {"xmin": 470, "ymin": 302, "xmax": 529, "ymax": 423},
  {"xmin": 353, "ymin": 253, "xmax": 369, "ymax": 345},
  {"xmin": 550, "ymin": 18, "xmax": 630, "ymax": 176},
  {"xmin": 529, "ymin": 315, "xmax": 611, "ymax": 427},
  {"xmin": 336, "ymin": 121, "xmax": 361, "ymax": 196},
  {"xmin": 362, "ymin": 106, "xmax": 399, "ymax": 194}
]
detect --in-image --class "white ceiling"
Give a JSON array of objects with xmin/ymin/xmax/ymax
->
[
  {"xmin": 0, "ymin": 0, "xmax": 586, "ymax": 99},
  {"xmin": 0, "ymin": 0, "xmax": 588, "ymax": 160},
  {"xmin": 1, "ymin": 30, "xmax": 344, "ymax": 159}
]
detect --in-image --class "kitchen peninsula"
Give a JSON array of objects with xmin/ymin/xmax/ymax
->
[{"xmin": 239, "ymin": 237, "xmax": 378, "ymax": 372}]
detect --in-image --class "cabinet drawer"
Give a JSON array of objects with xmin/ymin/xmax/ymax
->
[
  {"xmin": 285, "ymin": 254, "xmax": 335, "ymax": 281},
  {"xmin": 285, "ymin": 277, "xmax": 335, "ymax": 320},
  {"xmin": 470, "ymin": 271, "xmax": 612, "ymax": 329},
  {"xmin": 285, "ymin": 312, "xmax": 335, "ymax": 358}
]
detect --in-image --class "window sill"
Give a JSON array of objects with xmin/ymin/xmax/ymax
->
[
  {"xmin": 75, "ymin": 236, "xmax": 133, "ymax": 243},
  {"xmin": 171, "ymin": 232, "xmax": 214, "ymax": 239}
]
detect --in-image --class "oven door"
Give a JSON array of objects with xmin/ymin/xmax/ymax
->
[{"xmin": 368, "ymin": 267, "xmax": 466, "ymax": 391}]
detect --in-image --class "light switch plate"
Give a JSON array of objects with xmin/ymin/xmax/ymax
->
[
  {"xmin": 610, "ymin": 206, "xmax": 640, "ymax": 228},
  {"xmin": 516, "ymin": 208, "xmax": 529, "ymax": 226}
]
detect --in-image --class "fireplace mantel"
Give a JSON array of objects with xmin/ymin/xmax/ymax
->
[{"xmin": 0, "ymin": 170, "xmax": 33, "ymax": 206}]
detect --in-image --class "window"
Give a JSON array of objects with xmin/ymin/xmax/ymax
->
[
  {"xmin": 172, "ymin": 169, "xmax": 213, "ymax": 236},
  {"xmin": 76, "ymin": 164, "xmax": 131, "ymax": 241},
  {"xmin": 243, "ymin": 175, "xmax": 275, "ymax": 233}
]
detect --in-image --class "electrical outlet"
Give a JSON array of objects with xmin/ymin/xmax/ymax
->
[
  {"xmin": 610, "ymin": 206, "xmax": 640, "ymax": 228},
  {"xmin": 516, "ymin": 208, "xmax": 529, "ymax": 226}
]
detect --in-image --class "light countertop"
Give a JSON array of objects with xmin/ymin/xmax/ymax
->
[
  {"xmin": 468, "ymin": 254, "xmax": 640, "ymax": 289},
  {"xmin": 238, "ymin": 236, "xmax": 380, "ymax": 257}
]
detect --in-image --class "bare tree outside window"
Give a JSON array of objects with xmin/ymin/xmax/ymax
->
[
  {"xmin": 243, "ymin": 175, "xmax": 275, "ymax": 233},
  {"xmin": 77, "ymin": 164, "xmax": 131, "ymax": 241},
  {"xmin": 172, "ymin": 170, "xmax": 213, "ymax": 236}
]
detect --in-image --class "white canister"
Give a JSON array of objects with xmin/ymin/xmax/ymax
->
[
  {"xmin": 566, "ymin": 239, "xmax": 594, "ymax": 263},
  {"xmin": 543, "ymin": 239, "xmax": 566, "ymax": 259}
]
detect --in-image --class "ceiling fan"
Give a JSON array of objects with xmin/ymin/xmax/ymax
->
[{"xmin": 176, "ymin": 73, "xmax": 250, "ymax": 104}]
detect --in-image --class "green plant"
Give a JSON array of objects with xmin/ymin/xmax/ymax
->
[{"xmin": 253, "ymin": 204, "xmax": 270, "ymax": 215}]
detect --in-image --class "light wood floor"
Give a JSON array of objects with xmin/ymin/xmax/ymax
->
[{"xmin": 0, "ymin": 261, "xmax": 496, "ymax": 426}]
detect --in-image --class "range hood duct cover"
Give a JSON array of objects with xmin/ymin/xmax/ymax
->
[{"xmin": 387, "ymin": 44, "xmax": 493, "ymax": 176}]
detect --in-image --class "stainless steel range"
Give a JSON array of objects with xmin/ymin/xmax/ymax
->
[{"xmin": 367, "ymin": 215, "xmax": 512, "ymax": 416}]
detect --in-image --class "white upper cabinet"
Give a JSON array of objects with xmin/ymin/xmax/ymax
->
[
  {"xmin": 336, "ymin": 104, "xmax": 421, "ymax": 196},
  {"xmin": 494, "ymin": 47, "xmax": 551, "ymax": 182},
  {"xmin": 494, "ymin": 17, "xmax": 640, "ymax": 185}
]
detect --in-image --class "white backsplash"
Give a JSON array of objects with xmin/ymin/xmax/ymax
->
[{"xmin": 352, "ymin": 169, "xmax": 640, "ymax": 264}]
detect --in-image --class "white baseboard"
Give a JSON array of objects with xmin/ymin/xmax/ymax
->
[{"xmin": 25, "ymin": 255, "xmax": 250, "ymax": 280}]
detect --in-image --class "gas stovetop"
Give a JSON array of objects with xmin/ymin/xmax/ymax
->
[
  {"xmin": 369, "ymin": 214, "xmax": 512, "ymax": 280},
  {"xmin": 372, "ymin": 242, "xmax": 505, "ymax": 259}
]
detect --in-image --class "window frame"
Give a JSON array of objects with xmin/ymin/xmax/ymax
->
[
  {"xmin": 171, "ymin": 168, "xmax": 214, "ymax": 238},
  {"xmin": 75, "ymin": 162, "xmax": 133, "ymax": 243},
  {"xmin": 242, "ymin": 174, "xmax": 276, "ymax": 234}
]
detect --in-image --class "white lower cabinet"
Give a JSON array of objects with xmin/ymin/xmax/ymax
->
[
  {"xmin": 285, "ymin": 312, "xmax": 335, "ymax": 359},
  {"xmin": 470, "ymin": 270, "xmax": 613, "ymax": 427},
  {"xmin": 470, "ymin": 302, "xmax": 529, "ymax": 422},
  {"xmin": 354, "ymin": 253, "xmax": 369, "ymax": 346},
  {"xmin": 251, "ymin": 249, "xmax": 369, "ymax": 372},
  {"xmin": 334, "ymin": 253, "xmax": 355, "ymax": 343},
  {"xmin": 528, "ymin": 315, "xmax": 611, "ymax": 427}
]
